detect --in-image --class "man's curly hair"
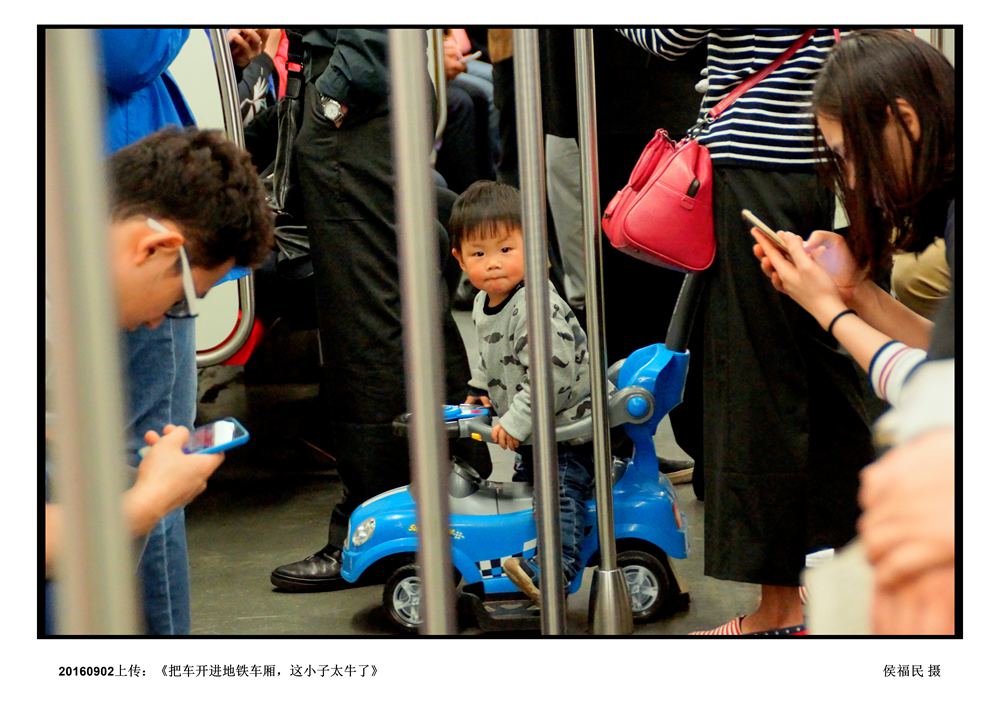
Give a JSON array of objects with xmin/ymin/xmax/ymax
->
[{"xmin": 107, "ymin": 127, "xmax": 273, "ymax": 268}]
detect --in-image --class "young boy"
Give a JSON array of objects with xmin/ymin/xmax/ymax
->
[{"xmin": 448, "ymin": 180, "xmax": 595, "ymax": 605}]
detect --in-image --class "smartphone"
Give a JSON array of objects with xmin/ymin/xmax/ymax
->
[
  {"xmin": 462, "ymin": 50, "xmax": 483, "ymax": 63},
  {"xmin": 184, "ymin": 418, "xmax": 250, "ymax": 454},
  {"xmin": 138, "ymin": 418, "xmax": 250, "ymax": 459},
  {"xmin": 741, "ymin": 209, "xmax": 789, "ymax": 255}
]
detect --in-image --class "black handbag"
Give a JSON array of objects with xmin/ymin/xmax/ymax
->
[{"xmin": 266, "ymin": 30, "xmax": 312, "ymax": 280}]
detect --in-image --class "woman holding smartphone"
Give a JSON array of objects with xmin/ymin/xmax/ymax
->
[
  {"xmin": 752, "ymin": 30, "xmax": 955, "ymax": 633},
  {"xmin": 752, "ymin": 29, "xmax": 955, "ymax": 387},
  {"xmin": 619, "ymin": 28, "xmax": 875, "ymax": 636}
]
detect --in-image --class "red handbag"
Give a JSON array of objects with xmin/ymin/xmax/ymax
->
[{"xmin": 602, "ymin": 30, "xmax": 817, "ymax": 272}]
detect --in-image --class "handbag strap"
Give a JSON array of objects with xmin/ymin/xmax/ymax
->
[
  {"xmin": 688, "ymin": 29, "xmax": 818, "ymax": 137},
  {"xmin": 708, "ymin": 30, "xmax": 817, "ymax": 119}
]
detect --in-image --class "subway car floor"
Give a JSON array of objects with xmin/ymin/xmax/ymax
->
[{"xmin": 185, "ymin": 312, "xmax": 760, "ymax": 636}]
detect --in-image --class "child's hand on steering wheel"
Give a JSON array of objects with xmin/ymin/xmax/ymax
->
[{"xmin": 491, "ymin": 423, "xmax": 520, "ymax": 450}]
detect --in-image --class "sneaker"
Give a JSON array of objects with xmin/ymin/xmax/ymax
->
[{"xmin": 502, "ymin": 557, "xmax": 541, "ymax": 607}]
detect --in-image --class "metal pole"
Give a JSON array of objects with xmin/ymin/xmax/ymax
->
[
  {"xmin": 197, "ymin": 29, "xmax": 255, "ymax": 368},
  {"xmin": 574, "ymin": 29, "xmax": 633, "ymax": 635},
  {"xmin": 430, "ymin": 29, "xmax": 448, "ymax": 161},
  {"xmin": 388, "ymin": 29, "xmax": 457, "ymax": 635},
  {"xmin": 44, "ymin": 29, "xmax": 139, "ymax": 634},
  {"xmin": 513, "ymin": 28, "xmax": 566, "ymax": 634},
  {"xmin": 208, "ymin": 29, "xmax": 245, "ymax": 150}
]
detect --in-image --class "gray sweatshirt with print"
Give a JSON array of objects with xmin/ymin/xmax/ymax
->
[{"xmin": 469, "ymin": 282, "xmax": 593, "ymax": 443}]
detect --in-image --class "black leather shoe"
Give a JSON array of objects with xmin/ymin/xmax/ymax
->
[{"xmin": 270, "ymin": 545, "xmax": 350, "ymax": 592}]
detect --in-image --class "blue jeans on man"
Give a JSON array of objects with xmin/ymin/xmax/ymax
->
[{"xmin": 123, "ymin": 317, "xmax": 197, "ymax": 635}]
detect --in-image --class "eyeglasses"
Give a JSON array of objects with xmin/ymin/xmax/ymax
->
[{"xmin": 146, "ymin": 218, "xmax": 199, "ymax": 319}]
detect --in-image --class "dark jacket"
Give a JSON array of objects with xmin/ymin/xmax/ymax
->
[{"xmin": 301, "ymin": 29, "xmax": 391, "ymax": 118}]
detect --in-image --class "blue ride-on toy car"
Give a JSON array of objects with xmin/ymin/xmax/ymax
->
[{"xmin": 338, "ymin": 332, "xmax": 695, "ymax": 632}]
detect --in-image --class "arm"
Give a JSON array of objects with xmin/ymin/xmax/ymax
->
[
  {"xmin": 228, "ymin": 28, "xmax": 264, "ymax": 70},
  {"xmin": 466, "ymin": 356, "xmax": 492, "ymax": 408},
  {"xmin": 99, "ymin": 29, "xmax": 190, "ymax": 95},
  {"xmin": 753, "ymin": 230, "xmax": 934, "ymax": 383},
  {"xmin": 314, "ymin": 29, "xmax": 390, "ymax": 109},
  {"xmin": 849, "ymin": 278, "xmax": 934, "ymax": 350},
  {"xmin": 496, "ymin": 305, "xmax": 581, "ymax": 444},
  {"xmin": 765, "ymin": 229, "xmax": 934, "ymax": 348},
  {"xmin": 44, "ymin": 426, "xmax": 222, "ymax": 572},
  {"xmin": 236, "ymin": 52, "xmax": 277, "ymax": 124},
  {"xmin": 616, "ymin": 28, "xmax": 710, "ymax": 61},
  {"xmin": 466, "ymin": 297, "xmax": 492, "ymax": 408},
  {"xmin": 443, "ymin": 35, "xmax": 466, "ymax": 81},
  {"xmin": 496, "ymin": 314, "xmax": 533, "ymax": 445}
]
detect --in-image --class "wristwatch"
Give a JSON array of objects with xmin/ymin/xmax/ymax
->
[{"xmin": 318, "ymin": 94, "xmax": 348, "ymax": 128}]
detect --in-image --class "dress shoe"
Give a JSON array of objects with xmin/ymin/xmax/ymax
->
[{"xmin": 271, "ymin": 545, "xmax": 350, "ymax": 592}]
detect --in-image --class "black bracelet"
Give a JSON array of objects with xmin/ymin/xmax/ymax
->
[{"xmin": 826, "ymin": 308, "xmax": 857, "ymax": 336}]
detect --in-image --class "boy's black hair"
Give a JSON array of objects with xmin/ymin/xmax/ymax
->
[
  {"xmin": 107, "ymin": 127, "xmax": 274, "ymax": 269},
  {"xmin": 448, "ymin": 180, "xmax": 522, "ymax": 252}
]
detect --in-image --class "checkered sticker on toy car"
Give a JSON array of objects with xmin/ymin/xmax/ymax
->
[{"xmin": 477, "ymin": 539, "xmax": 537, "ymax": 579}]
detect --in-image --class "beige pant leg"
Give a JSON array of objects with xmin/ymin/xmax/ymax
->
[{"xmin": 891, "ymin": 238, "xmax": 951, "ymax": 319}]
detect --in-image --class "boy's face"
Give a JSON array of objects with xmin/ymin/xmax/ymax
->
[{"xmin": 452, "ymin": 226, "xmax": 525, "ymax": 307}]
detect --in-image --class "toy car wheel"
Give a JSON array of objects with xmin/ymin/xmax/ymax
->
[
  {"xmin": 384, "ymin": 564, "xmax": 423, "ymax": 633},
  {"xmin": 382, "ymin": 564, "xmax": 463, "ymax": 633},
  {"xmin": 617, "ymin": 550, "xmax": 677, "ymax": 624}
]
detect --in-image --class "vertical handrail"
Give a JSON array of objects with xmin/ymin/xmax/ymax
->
[
  {"xmin": 513, "ymin": 28, "xmax": 566, "ymax": 635},
  {"xmin": 196, "ymin": 29, "xmax": 255, "ymax": 368},
  {"xmin": 574, "ymin": 29, "xmax": 633, "ymax": 635},
  {"xmin": 388, "ymin": 29, "xmax": 457, "ymax": 635},
  {"xmin": 430, "ymin": 29, "xmax": 448, "ymax": 161},
  {"xmin": 44, "ymin": 29, "xmax": 140, "ymax": 634},
  {"xmin": 208, "ymin": 29, "xmax": 245, "ymax": 150}
]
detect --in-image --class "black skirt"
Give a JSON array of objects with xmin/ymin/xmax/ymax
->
[{"xmin": 700, "ymin": 166, "xmax": 874, "ymax": 586}]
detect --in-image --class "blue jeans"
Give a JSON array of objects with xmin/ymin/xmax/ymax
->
[
  {"xmin": 138, "ymin": 509, "xmax": 190, "ymax": 634},
  {"xmin": 514, "ymin": 445, "xmax": 595, "ymax": 583},
  {"xmin": 123, "ymin": 318, "xmax": 197, "ymax": 635}
]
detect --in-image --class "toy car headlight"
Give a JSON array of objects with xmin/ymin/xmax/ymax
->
[{"xmin": 351, "ymin": 518, "xmax": 377, "ymax": 547}]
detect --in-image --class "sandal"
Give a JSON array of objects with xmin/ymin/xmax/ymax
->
[
  {"xmin": 689, "ymin": 616, "xmax": 745, "ymax": 635},
  {"xmin": 689, "ymin": 616, "xmax": 808, "ymax": 636}
]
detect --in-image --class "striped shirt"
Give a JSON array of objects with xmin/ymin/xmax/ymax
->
[
  {"xmin": 618, "ymin": 28, "xmax": 842, "ymax": 168},
  {"xmin": 868, "ymin": 340, "xmax": 928, "ymax": 406}
]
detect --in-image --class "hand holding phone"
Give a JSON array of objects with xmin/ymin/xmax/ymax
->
[
  {"xmin": 183, "ymin": 418, "xmax": 250, "ymax": 454},
  {"xmin": 130, "ymin": 425, "xmax": 224, "ymax": 529},
  {"xmin": 462, "ymin": 50, "xmax": 483, "ymax": 63},
  {"xmin": 741, "ymin": 209, "xmax": 789, "ymax": 255},
  {"xmin": 139, "ymin": 418, "xmax": 250, "ymax": 458}
]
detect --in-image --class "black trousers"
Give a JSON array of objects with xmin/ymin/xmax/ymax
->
[
  {"xmin": 701, "ymin": 166, "xmax": 874, "ymax": 585},
  {"xmin": 436, "ymin": 81, "xmax": 495, "ymax": 194},
  {"xmin": 294, "ymin": 83, "xmax": 487, "ymax": 547}
]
